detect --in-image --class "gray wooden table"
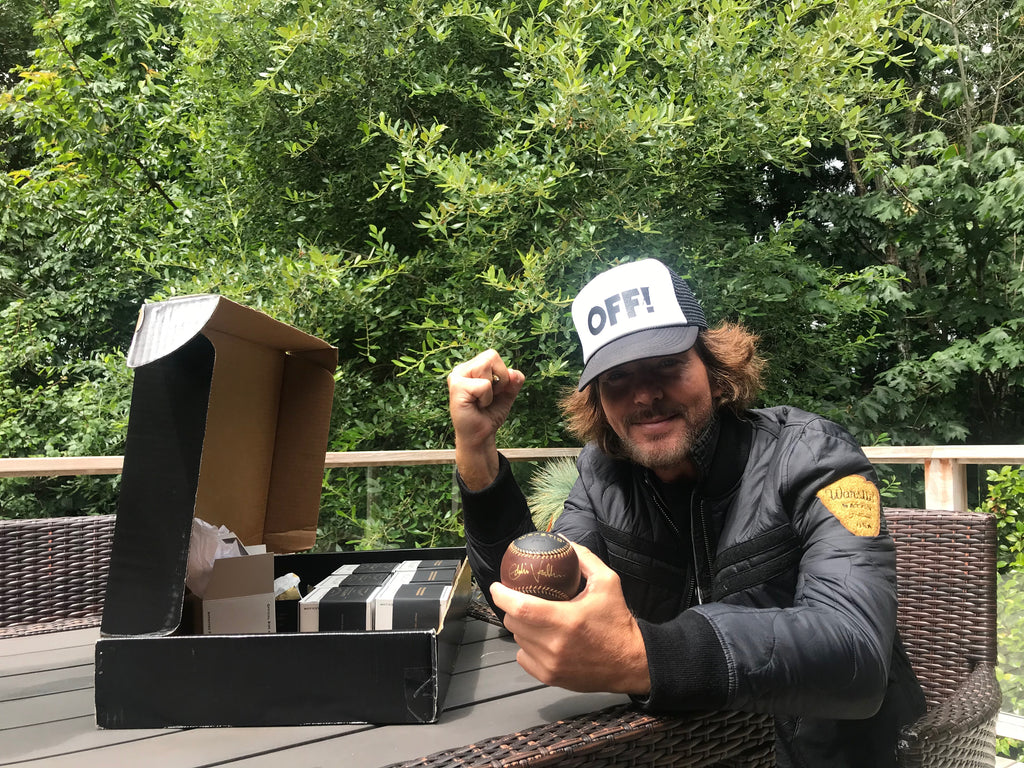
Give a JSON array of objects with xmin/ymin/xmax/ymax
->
[{"xmin": 0, "ymin": 618, "xmax": 631, "ymax": 767}]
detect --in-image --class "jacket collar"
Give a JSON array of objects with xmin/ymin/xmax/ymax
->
[
  {"xmin": 688, "ymin": 412, "xmax": 720, "ymax": 480},
  {"xmin": 692, "ymin": 409, "xmax": 751, "ymax": 499}
]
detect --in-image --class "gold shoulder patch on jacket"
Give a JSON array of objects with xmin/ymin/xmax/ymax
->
[{"xmin": 816, "ymin": 475, "xmax": 880, "ymax": 536}]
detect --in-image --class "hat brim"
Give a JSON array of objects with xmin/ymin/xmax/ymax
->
[{"xmin": 577, "ymin": 325, "xmax": 701, "ymax": 391}]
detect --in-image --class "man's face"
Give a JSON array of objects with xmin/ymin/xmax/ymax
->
[{"xmin": 597, "ymin": 349, "xmax": 716, "ymax": 482}]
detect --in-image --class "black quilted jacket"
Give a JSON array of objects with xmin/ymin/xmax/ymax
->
[{"xmin": 461, "ymin": 407, "xmax": 925, "ymax": 768}]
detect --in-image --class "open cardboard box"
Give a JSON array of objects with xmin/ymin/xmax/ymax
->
[
  {"xmin": 187, "ymin": 549, "xmax": 277, "ymax": 635},
  {"xmin": 94, "ymin": 296, "xmax": 470, "ymax": 728}
]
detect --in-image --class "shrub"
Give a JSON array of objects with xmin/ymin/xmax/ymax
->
[
  {"xmin": 527, "ymin": 457, "xmax": 579, "ymax": 532},
  {"xmin": 978, "ymin": 465, "xmax": 1024, "ymax": 574}
]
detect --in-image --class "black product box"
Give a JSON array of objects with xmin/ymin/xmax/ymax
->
[
  {"xmin": 376, "ymin": 582, "xmax": 452, "ymax": 630},
  {"xmin": 406, "ymin": 566, "xmax": 458, "ymax": 584},
  {"xmin": 407, "ymin": 558, "xmax": 462, "ymax": 571},
  {"xmin": 348, "ymin": 561, "xmax": 402, "ymax": 574},
  {"xmin": 319, "ymin": 585, "xmax": 380, "ymax": 631},
  {"xmin": 338, "ymin": 571, "xmax": 395, "ymax": 586},
  {"xmin": 93, "ymin": 296, "xmax": 470, "ymax": 728},
  {"xmin": 299, "ymin": 579, "xmax": 382, "ymax": 632}
]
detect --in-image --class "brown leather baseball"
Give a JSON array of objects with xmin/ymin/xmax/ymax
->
[{"xmin": 499, "ymin": 531, "xmax": 581, "ymax": 600}]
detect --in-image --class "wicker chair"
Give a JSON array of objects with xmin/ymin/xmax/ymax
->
[
  {"xmin": 402, "ymin": 508, "xmax": 1001, "ymax": 768},
  {"xmin": 0, "ymin": 514, "xmax": 116, "ymax": 638},
  {"xmin": 888, "ymin": 508, "xmax": 1001, "ymax": 768}
]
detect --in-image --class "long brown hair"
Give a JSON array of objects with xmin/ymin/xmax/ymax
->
[{"xmin": 560, "ymin": 322, "xmax": 765, "ymax": 456}]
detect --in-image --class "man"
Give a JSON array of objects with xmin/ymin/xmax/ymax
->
[{"xmin": 447, "ymin": 258, "xmax": 925, "ymax": 767}]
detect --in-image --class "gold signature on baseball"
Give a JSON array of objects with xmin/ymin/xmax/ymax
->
[{"xmin": 508, "ymin": 562, "xmax": 559, "ymax": 583}]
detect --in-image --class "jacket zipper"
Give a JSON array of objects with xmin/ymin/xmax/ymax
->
[
  {"xmin": 645, "ymin": 474, "xmax": 703, "ymax": 606},
  {"xmin": 689, "ymin": 491, "xmax": 708, "ymax": 605}
]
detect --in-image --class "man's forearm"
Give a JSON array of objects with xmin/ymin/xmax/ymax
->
[{"xmin": 454, "ymin": 437, "xmax": 500, "ymax": 491}]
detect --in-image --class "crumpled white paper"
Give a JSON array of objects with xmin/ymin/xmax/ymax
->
[{"xmin": 185, "ymin": 517, "xmax": 248, "ymax": 598}]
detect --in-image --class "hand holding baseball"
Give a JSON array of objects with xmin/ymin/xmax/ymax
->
[
  {"xmin": 447, "ymin": 349, "xmax": 525, "ymax": 490},
  {"xmin": 490, "ymin": 542, "xmax": 651, "ymax": 696}
]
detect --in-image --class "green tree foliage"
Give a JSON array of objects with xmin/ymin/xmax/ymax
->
[
  {"xmin": 795, "ymin": 0, "xmax": 1024, "ymax": 444},
  {"xmin": 365, "ymin": 0, "xmax": 915, "ymax": 421},
  {"xmin": 1, "ymin": 0, "xmax": 1018, "ymax": 543},
  {"xmin": 2, "ymin": 0, "xmax": 187, "ymax": 515},
  {"xmin": 980, "ymin": 464, "xmax": 1024, "ymax": 573},
  {"xmin": 1, "ymin": 0, "xmax": 38, "ymax": 298}
]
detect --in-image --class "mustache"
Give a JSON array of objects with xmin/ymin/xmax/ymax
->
[{"xmin": 623, "ymin": 406, "xmax": 684, "ymax": 426}]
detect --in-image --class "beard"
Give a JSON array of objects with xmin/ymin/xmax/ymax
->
[{"xmin": 615, "ymin": 399, "xmax": 716, "ymax": 472}]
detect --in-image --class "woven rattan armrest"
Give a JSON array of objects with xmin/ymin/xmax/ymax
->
[
  {"xmin": 388, "ymin": 703, "xmax": 775, "ymax": 768},
  {"xmin": 897, "ymin": 663, "xmax": 1001, "ymax": 767}
]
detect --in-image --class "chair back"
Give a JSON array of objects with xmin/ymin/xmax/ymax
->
[
  {"xmin": 0, "ymin": 514, "xmax": 115, "ymax": 637},
  {"xmin": 885, "ymin": 508, "xmax": 998, "ymax": 707}
]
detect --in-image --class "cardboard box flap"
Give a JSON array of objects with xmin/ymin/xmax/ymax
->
[
  {"xmin": 128, "ymin": 294, "xmax": 337, "ymax": 371},
  {"xmin": 102, "ymin": 335, "xmax": 216, "ymax": 637},
  {"xmin": 101, "ymin": 296, "xmax": 336, "ymax": 638},
  {"xmin": 204, "ymin": 553, "xmax": 275, "ymax": 600},
  {"xmin": 263, "ymin": 353, "xmax": 336, "ymax": 553}
]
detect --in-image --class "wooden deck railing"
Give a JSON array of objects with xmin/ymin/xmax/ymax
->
[
  {"xmin": 1, "ymin": 445, "xmax": 1022, "ymax": 511},
  {"xmin": 859, "ymin": 445, "xmax": 1024, "ymax": 511}
]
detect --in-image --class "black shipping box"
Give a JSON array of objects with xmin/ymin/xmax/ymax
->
[{"xmin": 94, "ymin": 295, "xmax": 470, "ymax": 728}]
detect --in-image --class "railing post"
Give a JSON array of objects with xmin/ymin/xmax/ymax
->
[
  {"xmin": 451, "ymin": 466, "xmax": 462, "ymax": 520},
  {"xmin": 924, "ymin": 458, "xmax": 968, "ymax": 511},
  {"xmin": 366, "ymin": 466, "xmax": 379, "ymax": 532}
]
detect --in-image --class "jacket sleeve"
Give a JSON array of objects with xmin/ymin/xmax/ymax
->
[
  {"xmin": 459, "ymin": 453, "xmax": 536, "ymax": 616},
  {"xmin": 637, "ymin": 417, "xmax": 897, "ymax": 719}
]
